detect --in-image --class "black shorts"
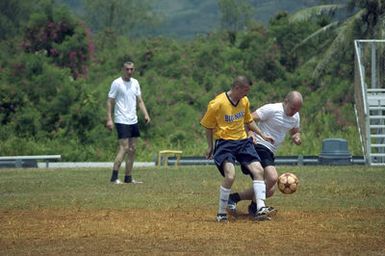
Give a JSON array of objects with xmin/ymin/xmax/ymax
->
[
  {"xmin": 213, "ymin": 137, "xmax": 261, "ymax": 177},
  {"xmin": 240, "ymin": 144, "xmax": 275, "ymax": 174},
  {"xmin": 115, "ymin": 123, "xmax": 140, "ymax": 139},
  {"xmin": 254, "ymin": 144, "xmax": 275, "ymax": 168}
]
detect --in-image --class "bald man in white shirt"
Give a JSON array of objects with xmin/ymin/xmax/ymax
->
[{"xmin": 228, "ymin": 91, "xmax": 303, "ymax": 217}]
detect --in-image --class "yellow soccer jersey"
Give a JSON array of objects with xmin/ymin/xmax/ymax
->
[{"xmin": 200, "ymin": 92, "xmax": 253, "ymax": 140}]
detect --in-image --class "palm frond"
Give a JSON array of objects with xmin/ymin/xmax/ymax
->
[
  {"xmin": 288, "ymin": 4, "xmax": 345, "ymax": 23},
  {"xmin": 374, "ymin": 13, "xmax": 385, "ymax": 39},
  {"xmin": 312, "ymin": 9, "xmax": 365, "ymax": 81},
  {"xmin": 291, "ymin": 21, "xmax": 339, "ymax": 53}
]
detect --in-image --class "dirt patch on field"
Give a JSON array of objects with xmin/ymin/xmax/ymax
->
[{"xmin": 1, "ymin": 208, "xmax": 384, "ymax": 255}]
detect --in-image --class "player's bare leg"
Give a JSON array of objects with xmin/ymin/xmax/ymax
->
[
  {"xmin": 249, "ymin": 165, "xmax": 278, "ymax": 217},
  {"xmin": 124, "ymin": 138, "xmax": 142, "ymax": 184},
  {"xmin": 264, "ymin": 166, "xmax": 278, "ymax": 197},
  {"xmin": 229, "ymin": 165, "xmax": 278, "ymax": 211},
  {"xmin": 246, "ymin": 161, "xmax": 271, "ymax": 221},
  {"xmin": 110, "ymin": 138, "xmax": 129, "ymax": 184},
  {"xmin": 217, "ymin": 161, "xmax": 236, "ymax": 222}
]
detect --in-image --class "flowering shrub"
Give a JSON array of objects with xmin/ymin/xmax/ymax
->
[{"xmin": 22, "ymin": 8, "xmax": 94, "ymax": 79}]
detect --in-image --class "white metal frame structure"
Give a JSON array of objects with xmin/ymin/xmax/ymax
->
[{"xmin": 354, "ymin": 39, "xmax": 385, "ymax": 166}]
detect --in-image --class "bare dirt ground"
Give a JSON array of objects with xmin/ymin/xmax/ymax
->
[{"xmin": 1, "ymin": 208, "xmax": 384, "ymax": 256}]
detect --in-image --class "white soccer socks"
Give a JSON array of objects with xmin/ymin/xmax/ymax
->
[
  {"xmin": 218, "ymin": 186, "xmax": 231, "ymax": 214},
  {"xmin": 253, "ymin": 180, "xmax": 266, "ymax": 211}
]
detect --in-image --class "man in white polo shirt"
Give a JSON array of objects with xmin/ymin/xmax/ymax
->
[
  {"xmin": 106, "ymin": 61, "xmax": 151, "ymax": 184},
  {"xmin": 228, "ymin": 91, "xmax": 303, "ymax": 217}
]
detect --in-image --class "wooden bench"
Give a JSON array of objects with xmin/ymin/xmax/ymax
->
[
  {"xmin": 157, "ymin": 150, "xmax": 183, "ymax": 167},
  {"xmin": 0, "ymin": 155, "xmax": 61, "ymax": 168}
]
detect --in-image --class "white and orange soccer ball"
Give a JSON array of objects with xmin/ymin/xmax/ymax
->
[{"xmin": 277, "ymin": 172, "xmax": 299, "ymax": 194}]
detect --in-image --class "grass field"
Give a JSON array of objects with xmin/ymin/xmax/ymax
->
[{"xmin": 0, "ymin": 165, "xmax": 385, "ymax": 255}]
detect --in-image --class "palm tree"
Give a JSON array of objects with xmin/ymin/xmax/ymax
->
[{"xmin": 289, "ymin": 0, "xmax": 385, "ymax": 81}]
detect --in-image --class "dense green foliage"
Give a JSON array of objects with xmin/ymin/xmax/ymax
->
[{"xmin": 1, "ymin": 0, "xmax": 373, "ymax": 161}]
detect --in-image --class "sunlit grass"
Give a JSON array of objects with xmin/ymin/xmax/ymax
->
[{"xmin": 0, "ymin": 165, "xmax": 384, "ymax": 211}]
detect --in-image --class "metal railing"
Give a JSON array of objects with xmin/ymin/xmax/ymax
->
[{"xmin": 163, "ymin": 156, "xmax": 365, "ymax": 166}]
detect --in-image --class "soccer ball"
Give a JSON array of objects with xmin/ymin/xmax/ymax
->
[{"xmin": 277, "ymin": 172, "xmax": 299, "ymax": 194}]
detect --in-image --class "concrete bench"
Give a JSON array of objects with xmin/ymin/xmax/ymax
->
[{"xmin": 0, "ymin": 155, "xmax": 61, "ymax": 168}]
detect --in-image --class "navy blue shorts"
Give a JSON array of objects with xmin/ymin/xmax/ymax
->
[
  {"xmin": 115, "ymin": 123, "xmax": 140, "ymax": 139},
  {"xmin": 213, "ymin": 137, "xmax": 261, "ymax": 177}
]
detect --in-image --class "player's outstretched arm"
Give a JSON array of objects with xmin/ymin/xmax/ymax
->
[{"xmin": 247, "ymin": 121, "xmax": 274, "ymax": 144}]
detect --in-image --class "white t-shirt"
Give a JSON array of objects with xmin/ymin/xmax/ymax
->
[
  {"xmin": 254, "ymin": 103, "xmax": 300, "ymax": 154},
  {"xmin": 108, "ymin": 77, "xmax": 141, "ymax": 125}
]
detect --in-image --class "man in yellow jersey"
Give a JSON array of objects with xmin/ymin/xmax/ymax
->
[{"xmin": 200, "ymin": 76, "xmax": 274, "ymax": 222}]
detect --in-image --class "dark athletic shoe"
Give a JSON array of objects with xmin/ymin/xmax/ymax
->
[
  {"xmin": 254, "ymin": 207, "xmax": 271, "ymax": 221},
  {"xmin": 216, "ymin": 213, "xmax": 228, "ymax": 223},
  {"xmin": 124, "ymin": 179, "xmax": 143, "ymax": 184},
  {"xmin": 227, "ymin": 197, "xmax": 237, "ymax": 213}
]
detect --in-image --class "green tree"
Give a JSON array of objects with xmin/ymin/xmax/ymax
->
[
  {"xmin": 22, "ymin": 0, "xmax": 93, "ymax": 79},
  {"xmin": 82, "ymin": 0, "xmax": 158, "ymax": 47},
  {"xmin": 288, "ymin": 0, "xmax": 385, "ymax": 81},
  {"xmin": 269, "ymin": 11, "xmax": 321, "ymax": 72},
  {"xmin": 218, "ymin": 0, "xmax": 255, "ymax": 44},
  {"xmin": 0, "ymin": 0, "xmax": 37, "ymax": 40}
]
